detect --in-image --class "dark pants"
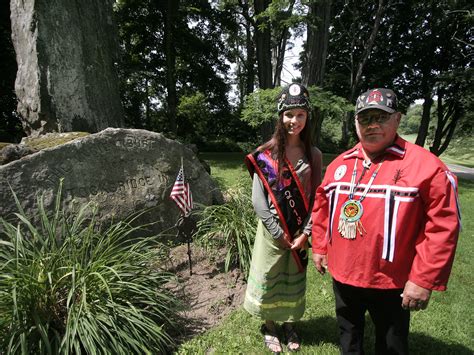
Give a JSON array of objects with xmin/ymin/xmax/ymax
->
[{"xmin": 333, "ymin": 279, "xmax": 410, "ymax": 355}]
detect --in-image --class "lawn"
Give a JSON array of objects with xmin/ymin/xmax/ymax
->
[
  {"xmin": 401, "ymin": 134, "xmax": 474, "ymax": 168},
  {"xmin": 200, "ymin": 152, "xmax": 338, "ymax": 188},
  {"xmin": 181, "ymin": 152, "xmax": 474, "ymax": 354}
]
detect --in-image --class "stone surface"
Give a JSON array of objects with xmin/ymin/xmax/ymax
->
[
  {"xmin": 1, "ymin": 132, "xmax": 91, "ymax": 165},
  {"xmin": 10, "ymin": 0, "xmax": 124, "ymax": 136},
  {"xmin": 0, "ymin": 128, "xmax": 223, "ymax": 238},
  {"xmin": 0, "ymin": 143, "xmax": 36, "ymax": 165}
]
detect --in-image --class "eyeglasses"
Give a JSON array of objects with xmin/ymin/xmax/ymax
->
[{"xmin": 356, "ymin": 112, "xmax": 392, "ymax": 126}]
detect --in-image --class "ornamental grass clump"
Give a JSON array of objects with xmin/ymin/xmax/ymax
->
[
  {"xmin": 0, "ymin": 183, "xmax": 180, "ymax": 354},
  {"xmin": 195, "ymin": 184, "xmax": 257, "ymax": 277}
]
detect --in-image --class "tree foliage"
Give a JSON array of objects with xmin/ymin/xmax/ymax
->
[
  {"xmin": 115, "ymin": 0, "xmax": 234, "ymax": 139},
  {"xmin": 324, "ymin": 0, "xmax": 473, "ymax": 153},
  {"xmin": 241, "ymin": 85, "xmax": 352, "ymax": 148},
  {"xmin": 1, "ymin": 0, "xmax": 471, "ymax": 155}
]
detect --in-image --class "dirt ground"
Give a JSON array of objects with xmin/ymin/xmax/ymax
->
[{"xmin": 164, "ymin": 244, "xmax": 247, "ymax": 340}]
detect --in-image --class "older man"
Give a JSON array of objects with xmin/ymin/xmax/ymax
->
[{"xmin": 311, "ymin": 88, "xmax": 460, "ymax": 354}]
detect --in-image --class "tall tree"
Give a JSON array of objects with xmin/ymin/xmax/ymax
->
[
  {"xmin": 301, "ymin": 0, "xmax": 332, "ymax": 147},
  {"xmin": 225, "ymin": 0, "xmax": 257, "ymax": 104},
  {"xmin": 0, "ymin": 0, "xmax": 22, "ymax": 142},
  {"xmin": 360, "ymin": 0, "xmax": 472, "ymax": 153},
  {"xmin": 271, "ymin": 0, "xmax": 297, "ymax": 87},
  {"xmin": 116, "ymin": 0, "xmax": 233, "ymax": 139},
  {"xmin": 254, "ymin": 0, "xmax": 273, "ymax": 89},
  {"xmin": 302, "ymin": 0, "xmax": 331, "ymax": 87},
  {"xmin": 343, "ymin": 0, "xmax": 389, "ymax": 147},
  {"xmin": 164, "ymin": 0, "xmax": 179, "ymax": 135},
  {"xmin": 240, "ymin": 0, "xmax": 257, "ymax": 98}
]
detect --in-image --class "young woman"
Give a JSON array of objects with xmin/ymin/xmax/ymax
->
[{"xmin": 244, "ymin": 83, "xmax": 322, "ymax": 353}]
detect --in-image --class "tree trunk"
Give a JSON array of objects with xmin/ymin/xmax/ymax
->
[
  {"xmin": 145, "ymin": 77, "xmax": 150, "ymax": 129},
  {"xmin": 273, "ymin": 0, "xmax": 295, "ymax": 87},
  {"xmin": 302, "ymin": 0, "xmax": 332, "ymax": 146},
  {"xmin": 310, "ymin": 107, "xmax": 324, "ymax": 147},
  {"xmin": 273, "ymin": 31, "xmax": 288, "ymax": 87},
  {"xmin": 239, "ymin": 0, "xmax": 255, "ymax": 98},
  {"xmin": 341, "ymin": 0, "xmax": 387, "ymax": 148},
  {"xmin": 430, "ymin": 89, "xmax": 445, "ymax": 153},
  {"xmin": 254, "ymin": 0, "xmax": 272, "ymax": 89},
  {"xmin": 415, "ymin": 94, "xmax": 433, "ymax": 148},
  {"xmin": 254, "ymin": 0, "xmax": 274, "ymax": 140},
  {"xmin": 245, "ymin": 21, "xmax": 255, "ymax": 96},
  {"xmin": 429, "ymin": 90, "xmax": 460, "ymax": 156},
  {"xmin": 164, "ymin": 0, "xmax": 178, "ymax": 135},
  {"xmin": 435, "ymin": 107, "xmax": 459, "ymax": 156},
  {"xmin": 302, "ymin": 0, "xmax": 331, "ymax": 87}
]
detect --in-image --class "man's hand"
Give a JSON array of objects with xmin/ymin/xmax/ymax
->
[
  {"xmin": 312, "ymin": 253, "xmax": 327, "ymax": 275},
  {"xmin": 290, "ymin": 233, "xmax": 308, "ymax": 250},
  {"xmin": 401, "ymin": 280, "xmax": 432, "ymax": 311}
]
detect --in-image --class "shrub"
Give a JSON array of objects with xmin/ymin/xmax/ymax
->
[
  {"xmin": 197, "ymin": 138, "xmax": 243, "ymax": 152},
  {"xmin": 194, "ymin": 184, "xmax": 256, "ymax": 277},
  {"xmin": 0, "ymin": 182, "xmax": 180, "ymax": 354},
  {"xmin": 240, "ymin": 86, "xmax": 352, "ymax": 129}
]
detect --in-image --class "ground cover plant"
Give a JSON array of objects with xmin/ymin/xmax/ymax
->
[
  {"xmin": 195, "ymin": 152, "xmax": 336, "ymax": 278},
  {"xmin": 178, "ymin": 154, "xmax": 474, "ymax": 354},
  {"xmin": 194, "ymin": 184, "xmax": 256, "ymax": 277},
  {"xmin": 0, "ymin": 183, "xmax": 181, "ymax": 354}
]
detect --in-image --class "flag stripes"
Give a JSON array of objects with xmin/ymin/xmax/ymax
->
[{"xmin": 170, "ymin": 165, "xmax": 193, "ymax": 216}]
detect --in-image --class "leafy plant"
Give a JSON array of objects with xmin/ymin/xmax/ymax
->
[
  {"xmin": 194, "ymin": 183, "xmax": 256, "ymax": 277},
  {"xmin": 240, "ymin": 86, "xmax": 351, "ymax": 128},
  {"xmin": 0, "ymin": 182, "xmax": 181, "ymax": 354},
  {"xmin": 240, "ymin": 87, "xmax": 282, "ymax": 128}
]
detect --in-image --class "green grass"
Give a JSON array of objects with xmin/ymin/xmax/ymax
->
[
  {"xmin": 199, "ymin": 152, "xmax": 248, "ymax": 188},
  {"xmin": 200, "ymin": 152, "xmax": 338, "ymax": 189},
  {"xmin": 181, "ymin": 154, "xmax": 474, "ymax": 354},
  {"xmin": 400, "ymin": 133, "xmax": 418, "ymax": 144},
  {"xmin": 401, "ymin": 134, "xmax": 474, "ymax": 168},
  {"xmin": 441, "ymin": 136, "xmax": 474, "ymax": 168}
]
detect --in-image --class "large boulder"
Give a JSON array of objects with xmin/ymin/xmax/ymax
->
[
  {"xmin": 0, "ymin": 128, "xmax": 223, "ymax": 238},
  {"xmin": 10, "ymin": 0, "xmax": 124, "ymax": 135}
]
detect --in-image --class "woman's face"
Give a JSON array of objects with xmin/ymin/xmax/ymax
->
[{"xmin": 282, "ymin": 108, "xmax": 307, "ymax": 136}]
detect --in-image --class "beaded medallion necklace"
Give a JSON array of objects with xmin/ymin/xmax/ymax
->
[{"xmin": 338, "ymin": 157, "xmax": 384, "ymax": 239}]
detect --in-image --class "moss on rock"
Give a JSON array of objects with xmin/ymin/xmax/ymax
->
[
  {"xmin": 0, "ymin": 143, "xmax": 12, "ymax": 150},
  {"xmin": 22, "ymin": 132, "xmax": 90, "ymax": 150}
]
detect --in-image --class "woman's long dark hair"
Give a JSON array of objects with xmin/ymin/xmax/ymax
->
[{"xmin": 257, "ymin": 111, "xmax": 315, "ymax": 184}]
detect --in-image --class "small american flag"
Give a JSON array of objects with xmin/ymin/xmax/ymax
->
[{"xmin": 170, "ymin": 165, "xmax": 193, "ymax": 216}]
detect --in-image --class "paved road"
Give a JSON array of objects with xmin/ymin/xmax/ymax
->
[{"xmin": 446, "ymin": 164, "xmax": 474, "ymax": 181}]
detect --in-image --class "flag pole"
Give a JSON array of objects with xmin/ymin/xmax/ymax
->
[
  {"xmin": 182, "ymin": 156, "xmax": 192, "ymax": 276},
  {"xmin": 172, "ymin": 156, "xmax": 193, "ymax": 276},
  {"xmin": 187, "ymin": 235, "xmax": 193, "ymax": 276}
]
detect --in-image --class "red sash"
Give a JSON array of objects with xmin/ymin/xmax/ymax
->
[{"xmin": 245, "ymin": 149, "xmax": 309, "ymax": 272}]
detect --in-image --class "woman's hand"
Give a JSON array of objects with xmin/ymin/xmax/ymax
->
[
  {"xmin": 290, "ymin": 233, "xmax": 308, "ymax": 250},
  {"xmin": 277, "ymin": 234, "xmax": 293, "ymax": 249}
]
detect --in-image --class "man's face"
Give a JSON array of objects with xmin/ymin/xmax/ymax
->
[{"xmin": 355, "ymin": 109, "xmax": 401, "ymax": 156}]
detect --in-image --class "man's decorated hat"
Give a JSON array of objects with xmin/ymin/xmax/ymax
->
[
  {"xmin": 355, "ymin": 88, "xmax": 398, "ymax": 115},
  {"xmin": 277, "ymin": 83, "xmax": 310, "ymax": 114}
]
